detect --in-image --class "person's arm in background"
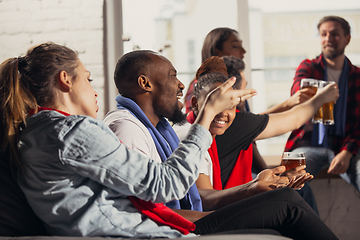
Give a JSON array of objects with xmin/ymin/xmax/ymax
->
[
  {"xmin": 260, "ymin": 88, "xmax": 315, "ymax": 115},
  {"xmin": 255, "ymin": 82, "xmax": 338, "ymax": 141},
  {"xmin": 259, "ymin": 59, "xmax": 317, "ymax": 115}
]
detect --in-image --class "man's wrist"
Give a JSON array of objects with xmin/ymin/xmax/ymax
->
[
  {"xmin": 341, "ymin": 149, "xmax": 353, "ymax": 160},
  {"xmin": 246, "ymin": 179, "xmax": 267, "ymax": 197}
]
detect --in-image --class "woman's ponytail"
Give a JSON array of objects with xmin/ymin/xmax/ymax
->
[{"xmin": 0, "ymin": 57, "xmax": 38, "ymax": 167}]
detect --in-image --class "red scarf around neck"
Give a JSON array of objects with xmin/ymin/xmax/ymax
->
[
  {"xmin": 31, "ymin": 107, "xmax": 196, "ymax": 234},
  {"xmin": 187, "ymin": 110, "xmax": 253, "ymax": 190},
  {"xmin": 29, "ymin": 107, "xmax": 71, "ymax": 116}
]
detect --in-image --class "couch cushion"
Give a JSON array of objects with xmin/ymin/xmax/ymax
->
[
  {"xmin": 0, "ymin": 149, "xmax": 48, "ymax": 236},
  {"xmin": 0, "ymin": 234, "xmax": 292, "ymax": 240}
]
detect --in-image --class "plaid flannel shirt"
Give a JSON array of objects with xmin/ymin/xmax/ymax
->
[{"xmin": 284, "ymin": 54, "xmax": 360, "ymax": 155}]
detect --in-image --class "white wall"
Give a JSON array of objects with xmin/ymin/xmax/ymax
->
[{"xmin": 0, "ymin": 0, "xmax": 106, "ymax": 118}]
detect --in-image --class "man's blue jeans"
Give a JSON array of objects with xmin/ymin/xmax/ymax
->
[{"xmin": 292, "ymin": 147, "xmax": 360, "ymax": 192}]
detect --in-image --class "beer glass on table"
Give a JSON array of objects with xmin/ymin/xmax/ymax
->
[
  {"xmin": 281, "ymin": 152, "xmax": 306, "ymax": 171},
  {"xmin": 321, "ymin": 81, "xmax": 335, "ymax": 125},
  {"xmin": 300, "ymin": 78, "xmax": 322, "ymax": 123}
]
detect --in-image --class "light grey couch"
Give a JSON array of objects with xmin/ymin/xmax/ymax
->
[{"xmin": 0, "ymin": 236, "xmax": 291, "ymax": 240}]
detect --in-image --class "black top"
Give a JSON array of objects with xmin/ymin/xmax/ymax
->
[{"xmin": 215, "ymin": 111, "xmax": 269, "ymax": 187}]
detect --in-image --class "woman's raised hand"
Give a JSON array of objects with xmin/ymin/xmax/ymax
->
[
  {"xmin": 194, "ymin": 77, "xmax": 256, "ymax": 129},
  {"xmin": 205, "ymin": 77, "xmax": 256, "ymax": 114}
]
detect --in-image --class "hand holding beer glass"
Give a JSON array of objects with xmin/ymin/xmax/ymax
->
[
  {"xmin": 281, "ymin": 152, "xmax": 306, "ymax": 170},
  {"xmin": 300, "ymin": 78, "xmax": 336, "ymax": 125},
  {"xmin": 300, "ymin": 78, "xmax": 323, "ymax": 123},
  {"xmin": 320, "ymin": 81, "xmax": 335, "ymax": 125},
  {"xmin": 280, "ymin": 152, "xmax": 312, "ymax": 190}
]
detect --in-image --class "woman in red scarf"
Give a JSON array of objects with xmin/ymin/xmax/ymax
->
[{"xmin": 176, "ymin": 56, "xmax": 339, "ymax": 211}]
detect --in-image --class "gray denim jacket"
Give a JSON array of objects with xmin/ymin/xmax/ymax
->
[{"xmin": 17, "ymin": 111, "xmax": 211, "ymax": 238}]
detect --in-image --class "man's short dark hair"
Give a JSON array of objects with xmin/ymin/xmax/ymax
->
[
  {"xmin": 317, "ymin": 16, "xmax": 351, "ymax": 36},
  {"xmin": 114, "ymin": 50, "xmax": 155, "ymax": 95}
]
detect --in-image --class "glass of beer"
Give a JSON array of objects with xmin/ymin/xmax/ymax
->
[
  {"xmin": 321, "ymin": 81, "xmax": 335, "ymax": 125},
  {"xmin": 281, "ymin": 152, "xmax": 306, "ymax": 170},
  {"xmin": 300, "ymin": 78, "xmax": 322, "ymax": 123}
]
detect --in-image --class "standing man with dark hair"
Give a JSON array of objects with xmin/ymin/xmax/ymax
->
[{"xmin": 285, "ymin": 16, "xmax": 360, "ymax": 192}]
